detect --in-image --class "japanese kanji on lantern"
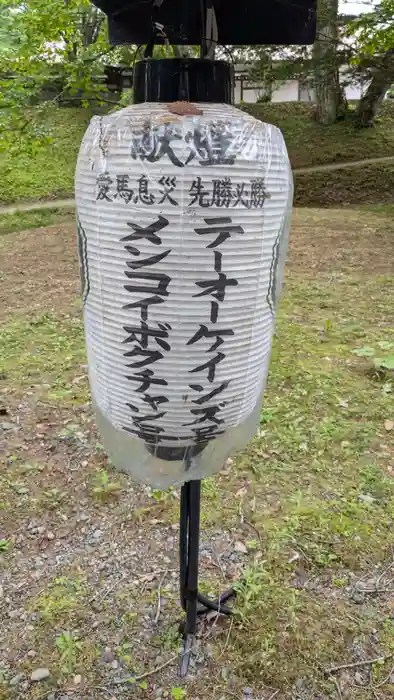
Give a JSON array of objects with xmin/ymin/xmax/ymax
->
[{"xmin": 75, "ymin": 101, "xmax": 293, "ymax": 488}]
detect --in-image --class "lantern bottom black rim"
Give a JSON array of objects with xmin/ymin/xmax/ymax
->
[{"xmin": 144, "ymin": 441, "xmax": 208, "ymax": 462}]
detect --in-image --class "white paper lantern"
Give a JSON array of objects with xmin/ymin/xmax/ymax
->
[{"xmin": 75, "ymin": 102, "xmax": 293, "ymax": 488}]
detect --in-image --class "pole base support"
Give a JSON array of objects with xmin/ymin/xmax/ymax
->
[{"xmin": 179, "ymin": 480, "xmax": 236, "ymax": 677}]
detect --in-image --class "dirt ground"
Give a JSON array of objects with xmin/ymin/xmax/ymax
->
[{"xmin": 0, "ymin": 208, "xmax": 393, "ymax": 700}]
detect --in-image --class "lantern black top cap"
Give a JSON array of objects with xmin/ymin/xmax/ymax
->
[{"xmin": 91, "ymin": 0, "xmax": 317, "ymax": 46}]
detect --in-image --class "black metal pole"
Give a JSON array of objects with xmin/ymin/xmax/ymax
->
[
  {"xmin": 179, "ymin": 480, "xmax": 201, "ymax": 676},
  {"xmin": 179, "ymin": 479, "xmax": 236, "ymax": 677}
]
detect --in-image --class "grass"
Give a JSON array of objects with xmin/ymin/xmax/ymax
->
[
  {"xmin": 1, "ymin": 102, "xmax": 394, "ymax": 207},
  {"xmin": 0, "ymin": 312, "xmax": 88, "ymax": 405},
  {"xmin": 243, "ymin": 102, "xmax": 394, "ymax": 169},
  {"xmin": 295, "ymin": 163, "xmax": 394, "ymax": 207},
  {"xmin": 0, "ymin": 107, "xmax": 94, "ymax": 206},
  {"xmin": 0, "ymin": 208, "xmax": 75, "ymax": 235},
  {"xmin": 0, "ymin": 208, "xmax": 393, "ymax": 699}
]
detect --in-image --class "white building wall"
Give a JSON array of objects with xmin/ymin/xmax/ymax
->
[
  {"xmin": 299, "ymin": 85, "xmax": 316, "ymax": 102},
  {"xmin": 233, "ymin": 66, "xmax": 366, "ymax": 104},
  {"xmin": 234, "ymin": 81, "xmax": 242, "ymax": 104},
  {"xmin": 242, "ymin": 87, "xmax": 266, "ymax": 103},
  {"xmin": 271, "ymin": 80, "xmax": 299, "ymax": 102},
  {"xmin": 344, "ymin": 82, "xmax": 364, "ymax": 101}
]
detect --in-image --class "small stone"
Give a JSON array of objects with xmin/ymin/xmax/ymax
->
[
  {"xmin": 354, "ymin": 672, "xmax": 364, "ymax": 686},
  {"xmin": 93, "ymin": 529, "xmax": 103, "ymax": 539},
  {"xmin": 27, "ymin": 650, "xmax": 36, "ymax": 658},
  {"xmin": 46, "ymin": 531, "xmax": 55, "ymax": 541},
  {"xmin": 1, "ymin": 422, "xmax": 15, "ymax": 430},
  {"xmin": 36, "ymin": 526, "xmax": 46, "ymax": 535},
  {"xmin": 163, "ymin": 557, "xmax": 171, "ymax": 564},
  {"xmin": 103, "ymin": 647, "xmax": 115, "ymax": 664},
  {"xmin": 235, "ymin": 541, "xmax": 248, "ymax": 554},
  {"xmin": 10, "ymin": 674, "xmax": 24, "ymax": 687},
  {"xmin": 111, "ymin": 660, "xmax": 119, "ymax": 670},
  {"xmin": 17, "ymin": 487, "xmax": 29, "ymax": 495},
  {"xmin": 205, "ymin": 644, "xmax": 213, "ymax": 658},
  {"xmin": 155, "ymin": 656, "xmax": 164, "ymax": 666},
  {"xmin": 155, "ymin": 689, "xmax": 164, "ymax": 698},
  {"xmin": 31, "ymin": 668, "xmax": 50, "ymax": 682},
  {"xmin": 358, "ymin": 493, "xmax": 376, "ymax": 505},
  {"xmin": 73, "ymin": 674, "xmax": 82, "ymax": 685},
  {"xmin": 221, "ymin": 666, "xmax": 230, "ymax": 681}
]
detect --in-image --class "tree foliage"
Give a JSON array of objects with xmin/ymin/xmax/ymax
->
[
  {"xmin": 349, "ymin": 0, "xmax": 394, "ymax": 125},
  {"xmin": 0, "ymin": 0, "xmax": 111, "ymax": 107},
  {"xmin": 0, "ymin": 0, "xmax": 114, "ymax": 155},
  {"xmin": 246, "ymin": 0, "xmax": 394, "ymax": 126},
  {"xmin": 350, "ymin": 0, "xmax": 394, "ymax": 55},
  {"xmin": 1, "ymin": 0, "xmax": 394, "ymax": 140}
]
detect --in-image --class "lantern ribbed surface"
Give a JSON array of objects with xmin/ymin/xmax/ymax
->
[{"xmin": 75, "ymin": 102, "xmax": 293, "ymax": 487}]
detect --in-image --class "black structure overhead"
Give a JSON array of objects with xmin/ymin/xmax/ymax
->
[
  {"xmin": 92, "ymin": 0, "xmax": 317, "ymax": 47},
  {"xmin": 133, "ymin": 58, "xmax": 234, "ymax": 104}
]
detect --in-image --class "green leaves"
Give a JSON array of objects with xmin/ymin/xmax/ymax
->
[
  {"xmin": 55, "ymin": 631, "xmax": 83, "ymax": 673},
  {"xmin": 92, "ymin": 469, "xmax": 123, "ymax": 502},
  {"xmin": 352, "ymin": 340, "xmax": 394, "ymax": 373},
  {"xmin": 353, "ymin": 346, "xmax": 377, "ymax": 357},
  {"xmin": 171, "ymin": 688, "xmax": 186, "ymax": 700},
  {"xmin": 348, "ymin": 0, "xmax": 394, "ymax": 56},
  {"xmin": 0, "ymin": 0, "xmax": 111, "ymax": 152}
]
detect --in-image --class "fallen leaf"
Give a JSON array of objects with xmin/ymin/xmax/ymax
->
[{"xmin": 384, "ymin": 420, "xmax": 394, "ymax": 431}]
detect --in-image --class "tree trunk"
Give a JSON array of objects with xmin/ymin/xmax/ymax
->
[
  {"xmin": 82, "ymin": 8, "xmax": 104, "ymax": 48},
  {"xmin": 355, "ymin": 48, "xmax": 394, "ymax": 127},
  {"xmin": 313, "ymin": 0, "xmax": 341, "ymax": 124}
]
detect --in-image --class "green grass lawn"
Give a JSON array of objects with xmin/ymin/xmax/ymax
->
[
  {"xmin": 1, "ymin": 207, "xmax": 393, "ymax": 700},
  {"xmin": 0, "ymin": 208, "xmax": 75, "ymax": 235},
  {"xmin": 1, "ymin": 107, "xmax": 94, "ymax": 206},
  {"xmin": 295, "ymin": 162, "xmax": 394, "ymax": 207},
  {"xmin": 1, "ymin": 102, "xmax": 394, "ymax": 207},
  {"xmin": 243, "ymin": 102, "xmax": 394, "ymax": 169}
]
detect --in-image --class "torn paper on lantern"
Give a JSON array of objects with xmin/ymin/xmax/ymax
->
[{"xmin": 75, "ymin": 102, "xmax": 293, "ymax": 488}]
